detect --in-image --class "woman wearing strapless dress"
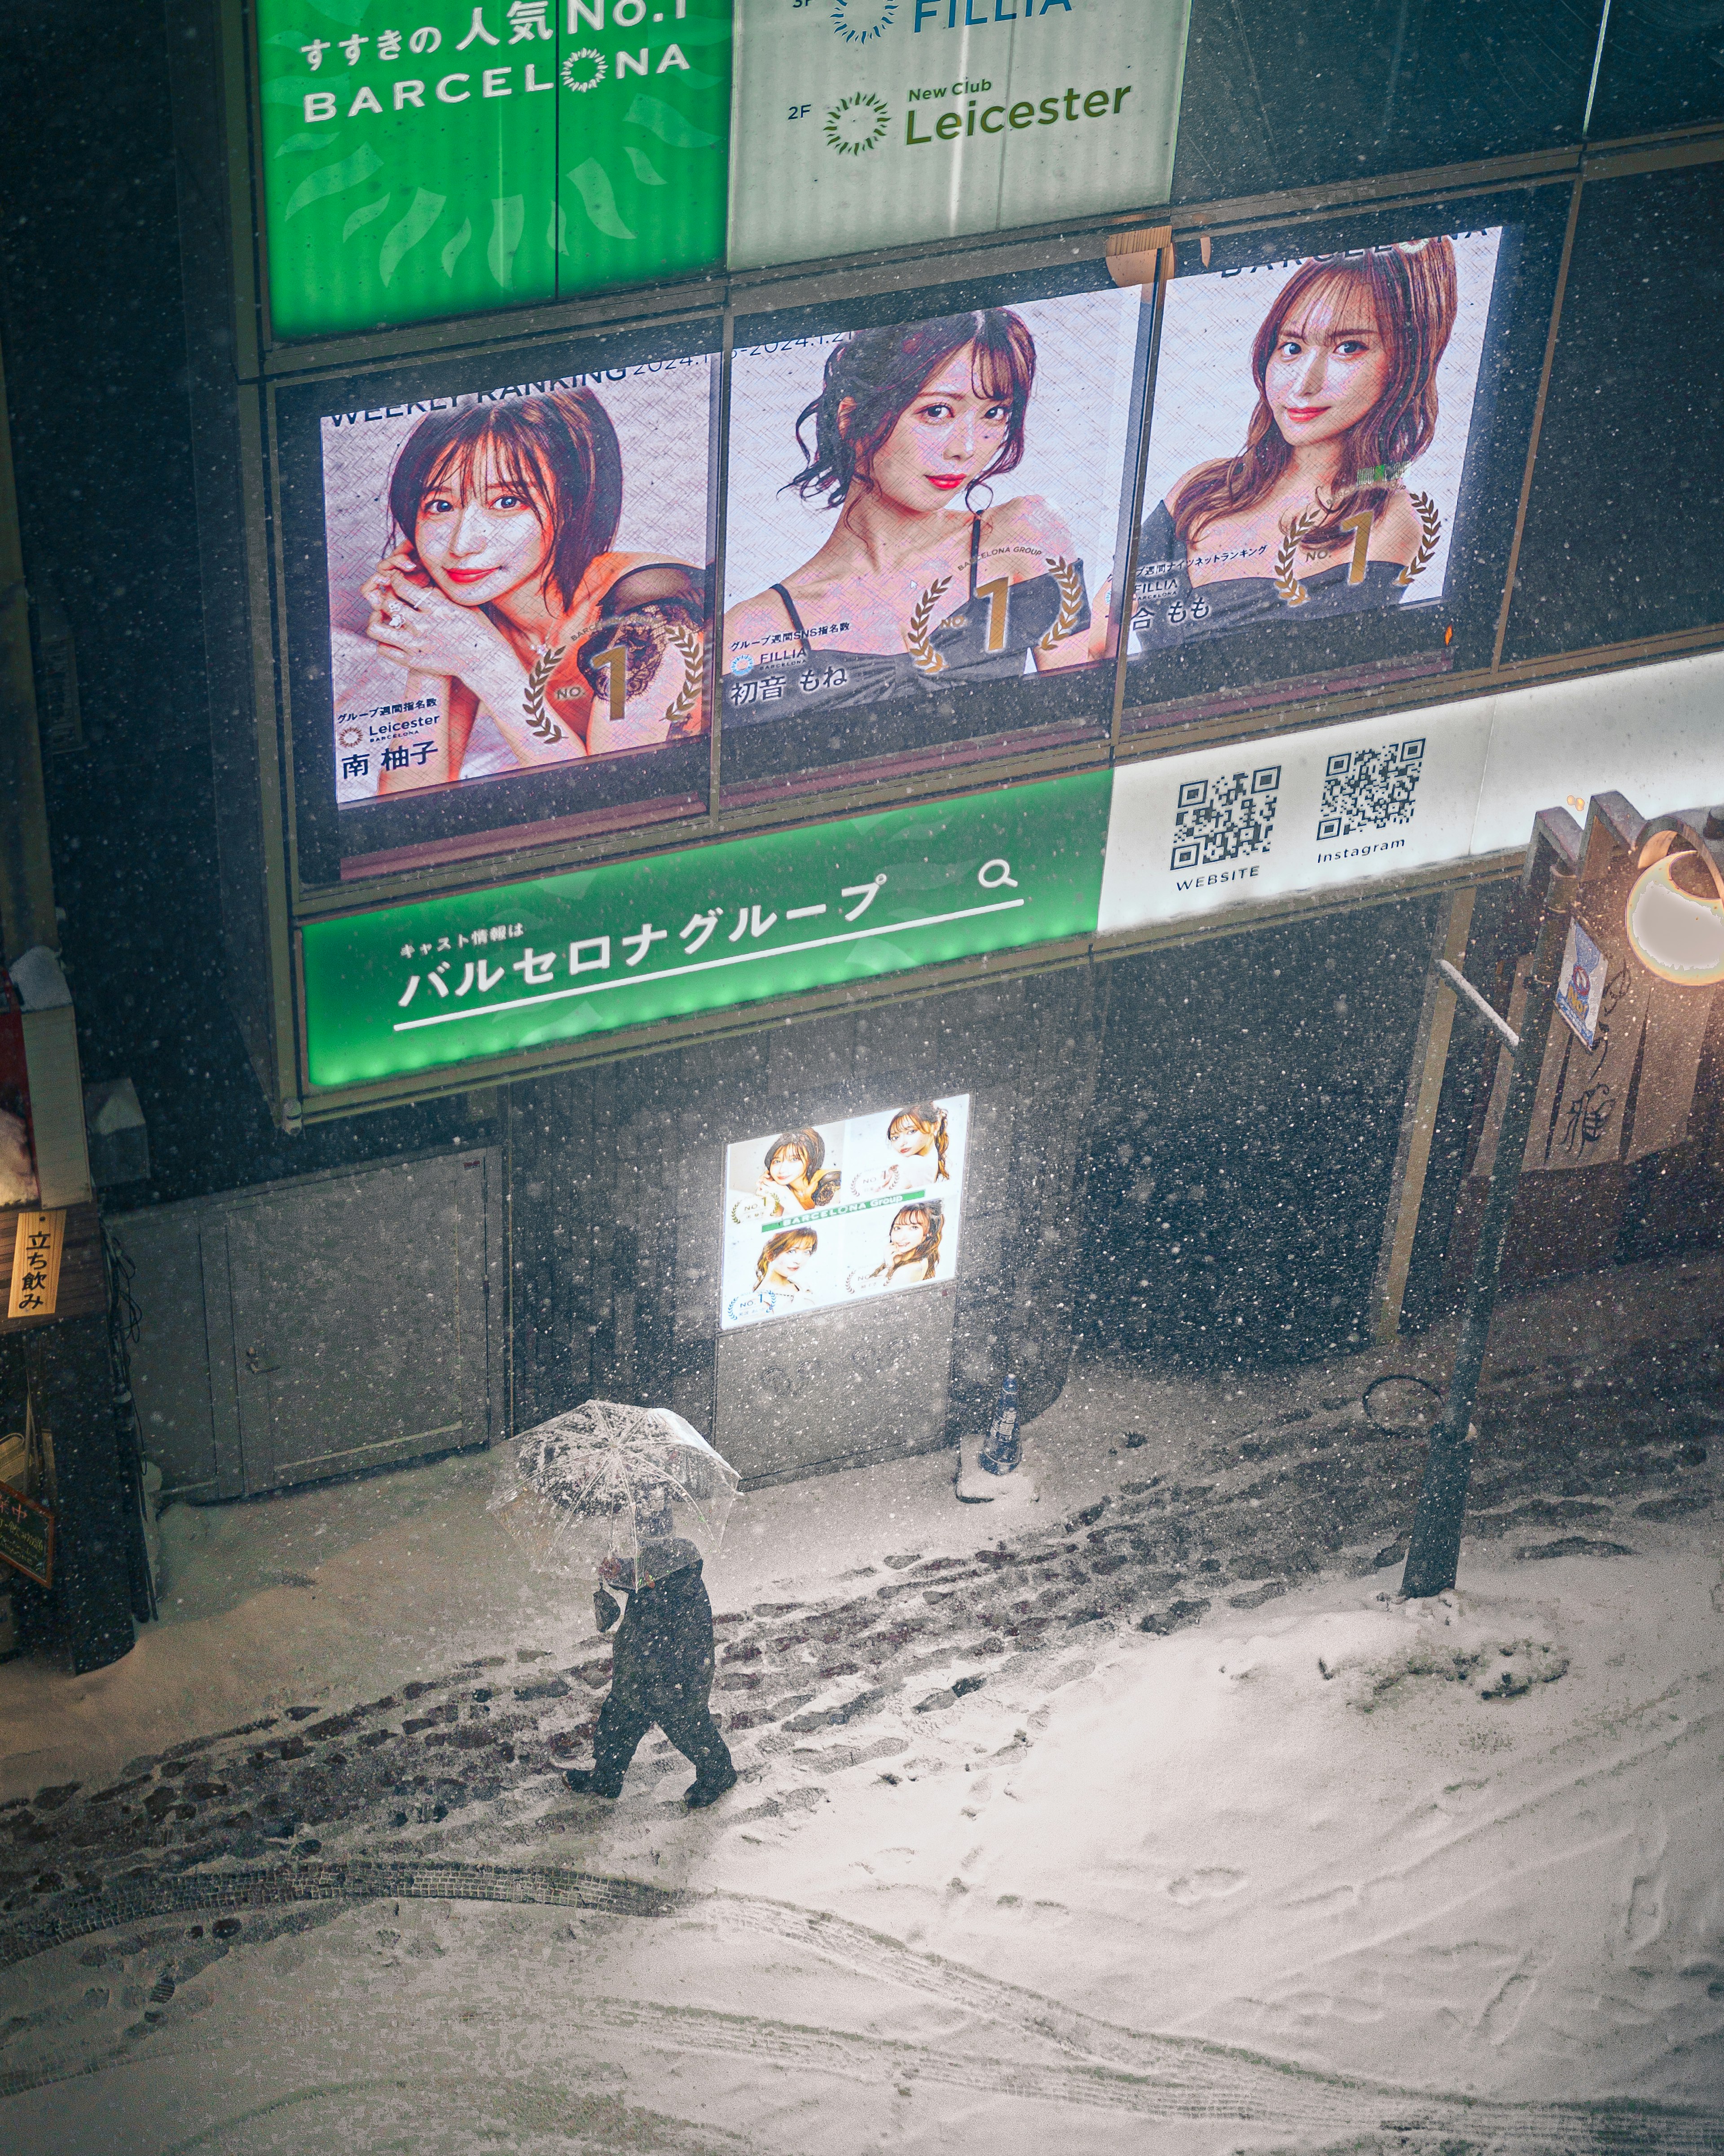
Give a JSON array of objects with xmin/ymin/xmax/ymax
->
[
  {"xmin": 722, "ymin": 309, "xmax": 1093, "ymax": 723},
  {"xmin": 1117, "ymin": 238, "xmax": 1458, "ymax": 654}
]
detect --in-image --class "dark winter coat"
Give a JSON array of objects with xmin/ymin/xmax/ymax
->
[{"xmin": 608, "ymin": 1561, "xmax": 716, "ymax": 1711}]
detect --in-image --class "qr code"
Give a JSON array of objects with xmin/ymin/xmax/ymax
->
[
  {"xmin": 1169, "ymin": 766, "xmax": 1281, "ymax": 871},
  {"xmin": 1316, "ymin": 740, "xmax": 1425, "ymax": 840}
]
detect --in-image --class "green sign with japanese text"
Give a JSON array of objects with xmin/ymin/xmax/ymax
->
[
  {"xmin": 301, "ymin": 769, "xmax": 1110, "ymax": 1086},
  {"xmin": 257, "ymin": 0, "xmax": 732, "ymax": 341}
]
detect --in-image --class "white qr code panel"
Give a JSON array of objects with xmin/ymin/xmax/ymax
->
[
  {"xmin": 1103, "ymin": 653, "xmax": 1724, "ymax": 942},
  {"xmin": 1099, "ymin": 697, "xmax": 1496, "ymax": 937},
  {"xmin": 1169, "ymin": 767, "xmax": 1281, "ymax": 870},
  {"xmin": 1315, "ymin": 741, "xmax": 1426, "ymax": 841}
]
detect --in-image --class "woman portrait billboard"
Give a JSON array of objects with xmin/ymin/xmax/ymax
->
[
  {"xmin": 1123, "ymin": 229, "xmax": 1504, "ymax": 663},
  {"xmin": 720, "ymin": 1095, "xmax": 970, "ymax": 1330},
  {"xmin": 721, "ymin": 283, "xmax": 1148, "ymax": 778},
  {"xmin": 315, "ymin": 357, "xmax": 718, "ymax": 822}
]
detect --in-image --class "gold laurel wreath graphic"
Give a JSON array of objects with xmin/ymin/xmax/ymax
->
[
  {"xmin": 523, "ymin": 641, "xmax": 568, "ymax": 744},
  {"xmin": 905, "ymin": 573, "xmax": 954, "ymax": 675},
  {"xmin": 663, "ymin": 624, "xmax": 704, "ymax": 732},
  {"xmin": 1273, "ymin": 506, "xmax": 1325, "ymax": 608},
  {"xmin": 1036, "ymin": 556, "xmax": 1086, "ymax": 652},
  {"xmin": 1397, "ymin": 490, "xmax": 1442, "ymax": 586}
]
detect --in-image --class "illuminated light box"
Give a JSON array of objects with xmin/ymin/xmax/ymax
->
[
  {"xmin": 718, "ymin": 1095, "xmax": 969, "ymax": 1330},
  {"xmin": 1130, "ymin": 230, "xmax": 1501, "ymax": 654},
  {"xmin": 255, "ymin": 0, "xmax": 733, "ymax": 341},
  {"xmin": 300, "ymin": 766, "xmax": 1109, "ymax": 1087},
  {"xmin": 1120, "ymin": 197, "xmax": 1569, "ymax": 731},
  {"xmin": 720, "ymin": 269, "xmax": 1151, "ymax": 791},
  {"xmin": 727, "ymin": 0, "xmax": 1190, "ymax": 269},
  {"xmin": 275, "ymin": 322, "xmax": 723, "ymax": 883}
]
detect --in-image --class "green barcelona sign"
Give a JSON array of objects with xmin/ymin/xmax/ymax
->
[
  {"xmin": 301, "ymin": 770, "xmax": 1110, "ymax": 1087},
  {"xmin": 256, "ymin": 0, "xmax": 732, "ymax": 341}
]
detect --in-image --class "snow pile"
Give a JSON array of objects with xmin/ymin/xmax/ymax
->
[
  {"xmin": 730, "ymin": 1543, "xmax": 1724, "ymax": 2113},
  {"xmin": 1309, "ymin": 1590, "xmax": 1570, "ymax": 1707}
]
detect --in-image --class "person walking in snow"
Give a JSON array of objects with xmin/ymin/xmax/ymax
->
[{"xmin": 552, "ymin": 1539, "xmax": 738, "ymax": 1809}]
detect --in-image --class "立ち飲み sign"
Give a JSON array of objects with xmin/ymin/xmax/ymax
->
[
  {"xmin": 256, "ymin": 0, "xmax": 733, "ymax": 339},
  {"xmin": 300, "ymin": 768, "xmax": 1110, "ymax": 1085}
]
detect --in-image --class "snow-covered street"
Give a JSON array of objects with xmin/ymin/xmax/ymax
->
[{"xmin": 4, "ymin": 1257, "xmax": 1722, "ymax": 2153}]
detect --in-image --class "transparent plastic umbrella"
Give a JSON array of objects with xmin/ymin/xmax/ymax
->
[{"xmin": 488, "ymin": 1399, "xmax": 739, "ymax": 1589}]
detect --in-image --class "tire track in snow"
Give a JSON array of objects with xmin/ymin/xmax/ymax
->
[
  {"xmin": 4, "ymin": 1859, "xmax": 1721, "ymax": 2149},
  {"xmin": 1215, "ymin": 1691, "xmax": 1724, "ymax": 2005}
]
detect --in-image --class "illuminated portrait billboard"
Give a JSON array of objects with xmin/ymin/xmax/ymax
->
[
  {"xmin": 719, "ymin": 1097, "xmax": 970, "ymax": 1330},
  {"xmin": 727, "ymin": 0, "xmax": 1189, "ymax": 270},
  {"xmin": 1118, "ymin": 199, "xmax": 1567, "ymax": 730},
  {"xmin": 255, "ymin": 0, "xmax": 734, "ymax": 342},
  {"xmin": 278, "ymin": 322, "xmax": 721, "ymax": 883},
  {"xmin": 1131, "ymin": 230, "xmax": 1500, "ymax": 649},
  {"xmin": 1121, "ymin": 210, "xmax": 1560, "ymax": 733},
  {"xmin": 720, "ymin": 273, "xmax": 1150, "ymax": 790}
]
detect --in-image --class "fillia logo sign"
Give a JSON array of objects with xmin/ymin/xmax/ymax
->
[{"xmin": 831, "ymin": 0, "xmax": 897, "ymax": 39}]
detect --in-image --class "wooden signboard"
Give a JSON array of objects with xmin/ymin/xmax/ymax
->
[
  {"xmin": 6, "ymin": 1210, "xmax": 65, "ymax": 1321},
  {"xmin": 0, "ymin": 1203, "xmax": 102, "ymax": 1331},
  {"xmin": 0, "ymin": 1481, "xmax": 53, "ymax": 1588}
]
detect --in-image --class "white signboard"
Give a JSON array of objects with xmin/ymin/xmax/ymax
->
[
  {"xmin": 728, "ymin": 0, "xmax": 1191, "ymax": 271},
  {"xmin": 719, "ymin": 1095, "xmax": 970, "ymax": 1329},
  {"xmin": 1555, "ymin": 919, "xmax": 1606, "ymax": 1049},
  {"xmin": 1099, "ymin": 700, "xmax": 1495, "ymax": 937},
  {"xmin": 1099, "ymin": 649, "xmax": 1724, "ymax": 940}
]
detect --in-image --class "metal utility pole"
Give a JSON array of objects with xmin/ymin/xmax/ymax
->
[{"xmin": 1399, "ymin": 829, "xmax": 1575, "ymax": 1601}]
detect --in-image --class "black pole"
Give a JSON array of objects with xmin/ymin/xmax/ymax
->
[
  {"xmin": 1400, "ymin": 893, "xmax": 1570, "ymax": 1600},
  {"xmin": 22, "ymin": 1315, "xmax": 137, "ymax": 1672}
]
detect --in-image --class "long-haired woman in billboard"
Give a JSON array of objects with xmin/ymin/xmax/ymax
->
[
  {"xmin": 354, "ymin": 389, "xmax": 706, "ymax": 793},
  {"xmin": 886, "ymin": 1105, "xmax": 950, "ymax": 1182},
  {"xmin": 755, "ymin": 1226, "xmax": 818, "ymax": 1303},
  {"xmin": 723, "ymin": 312, "xmax": 1092, "ymax": 723},
  {"xmin": 1123, "ymin": 241, "xmax": 1457, "ymax": 651},
  {"xmin": 756, "ymin": 1128, "xmax": 841, "ymax": 1214},
  {"xmin": 870, "ymin": 1202, "xmax": 944, "ymax": 1288}
]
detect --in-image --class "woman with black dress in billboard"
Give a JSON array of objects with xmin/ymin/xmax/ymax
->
[
  {"xmin": 1124, "ymin": 239, "xmax": 1458, "ymax": 652},
  {"xmin": 356, "ymin": 388, "xmax": 706, "ymax": 793},
  {"xmin": 722, "ymin": 311, "xmax": 1092, "ymax": 724}
]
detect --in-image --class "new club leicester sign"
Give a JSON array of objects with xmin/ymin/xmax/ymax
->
[
  {"xmin": 727, "ymin": 0, "xmax": 1190, "ymax": 269},
  {"xmin": 255, "ymin": 0, "xmax": 1188, "ymax": 339}
]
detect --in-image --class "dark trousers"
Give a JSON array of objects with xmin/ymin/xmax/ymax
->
[{"xmin": 592, "ymin": 1672, "xmax": 733, "ymax": 1793}]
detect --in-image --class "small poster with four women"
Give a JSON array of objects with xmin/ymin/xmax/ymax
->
[{"xmin": 720, "ymin": 1096, "xmax": 970, "ymax": 1330}]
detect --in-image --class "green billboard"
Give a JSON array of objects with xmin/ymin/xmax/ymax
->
[
  {"xmin": 301, "ymin": 770, "xmax": 1110, "ymax": 1087},
  {"xmin": 257, "ymin": 0, "xmax": 733, "ymax": 340}
]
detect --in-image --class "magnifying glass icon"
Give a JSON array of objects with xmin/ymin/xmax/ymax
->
[{"xmin": 978, "ymin": 858, "xmax": 1019, "ymax": 890}]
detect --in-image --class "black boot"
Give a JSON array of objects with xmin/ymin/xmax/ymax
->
[
  {"xmin": 564, "ymin": 1768, "xmax": 622, "ymax": 1799},
  {"xmin": 684, "ymin": 1764, "xmax": 738, "ymax": 1809}
]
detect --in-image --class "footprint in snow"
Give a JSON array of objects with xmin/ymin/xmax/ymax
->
[{"xmin": 1166, "ymin": 1867, "xmax": 1248, "ymax": 1905}]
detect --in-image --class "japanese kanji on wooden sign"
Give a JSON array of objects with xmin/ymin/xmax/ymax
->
[{"xmin": 6, "ymin": 1209, "xmax": 66, "ymax": 1322}]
